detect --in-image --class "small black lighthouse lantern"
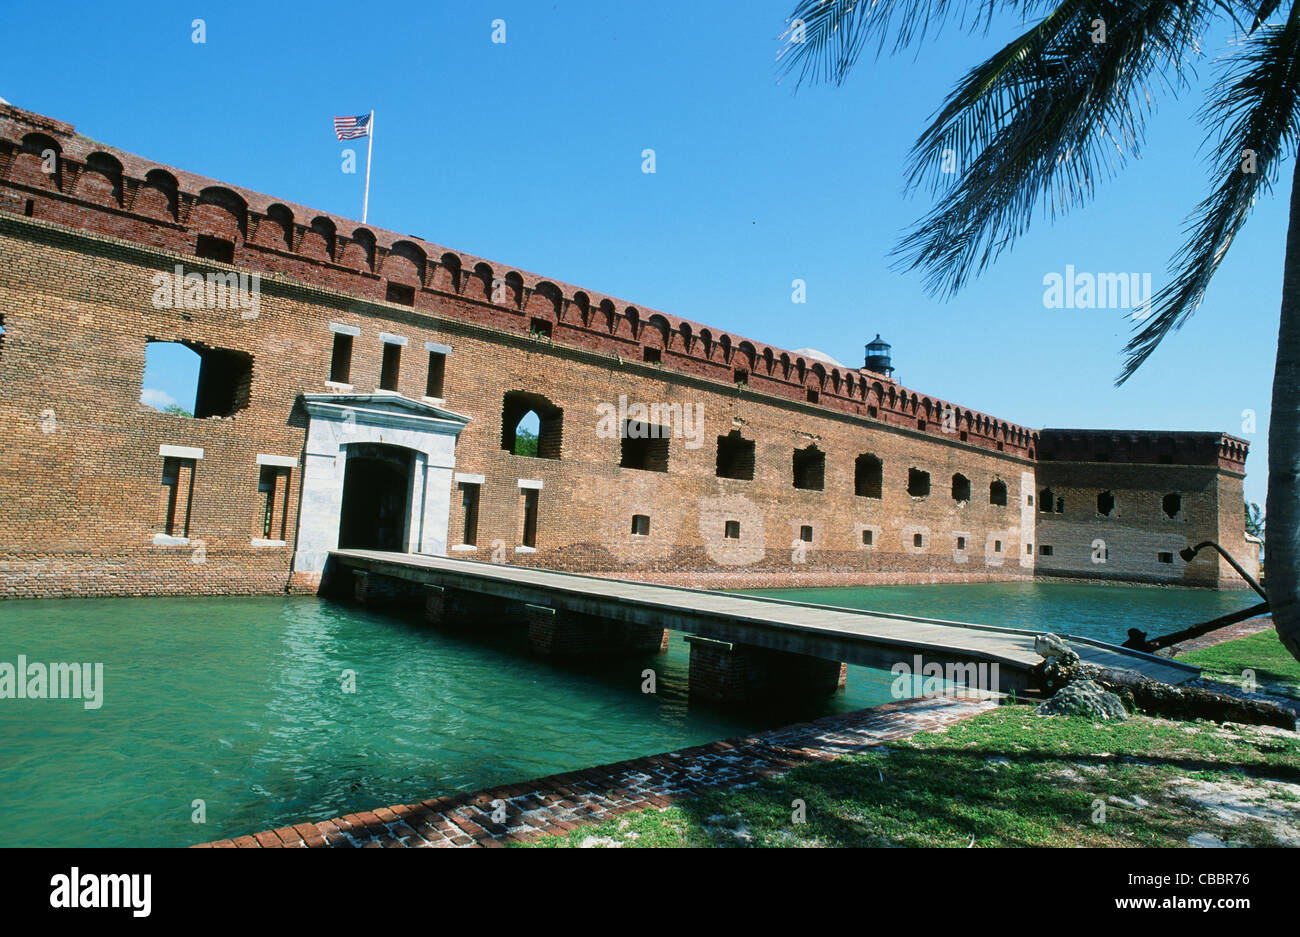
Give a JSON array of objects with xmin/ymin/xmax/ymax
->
[{"xmin": 865, "ymin": 334, "xmax": 893, "ymax": 376}]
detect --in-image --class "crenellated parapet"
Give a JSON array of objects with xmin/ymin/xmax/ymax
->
[
  {"xmin": 0, "ymin": 102, "xmax": 1038, "ymax": 459},
  {"xmin": 1038, "ymin": 429, "xmax": 1249, "ymax": 473}
]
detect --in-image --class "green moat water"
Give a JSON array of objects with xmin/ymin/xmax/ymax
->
[{"xmin": 0, "ymin": 582, "xmax": 1257, "ymax": 847}]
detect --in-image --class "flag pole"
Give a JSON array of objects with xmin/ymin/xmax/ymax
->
[{"xmin": 362, "ymin": 110, "xmax": 374, "ymax": 223}]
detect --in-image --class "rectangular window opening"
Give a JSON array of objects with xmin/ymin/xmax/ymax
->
[
  {"xmin": 144, "ymin": 340, "xmax": 253, "ymax": 419},
  {"xmin": 619, "ymin": 422, "xmax": 670, "ymax": 472},
  {"xmin": 862, "ymin": 529, "xmax": 873, "ymax": 546},
  {"xmin": 800, "ymin": 525, "xmax": 813, "ymax": 543},
  {"xmin": 257, "ymin": 466, "xmax": 290, "ymax": 540},
  {"xmin": 520, "ymin": 487, "xmax": 539, "ymax": 548},
  {"xmin": 386, "ymin": 282, "xmax": 415, "ymax": 306},
  {"xmin": 643, "ymin": 347, "xmax": 661, "ymax": 363},
  {"xmin": 724, "ymin": 520, "xmax": 740, "ymax": 540},
  {"xmin": 195, "ymin": 235, "xmax": 234, "ymax": 263},
  {"xmin": 1158, "ymin": 551, "xmax": 1174, "ymax": 564},
  {"xmin": 159, "ymin": 456, "xmax": 196, "ymax": 537},
  {"xmin": 716, "ymin": 432, "xmax": 755, "ymax": 480},
  {"xmin": 425, "ymin": 351, "xmax": 446, "ymax": 398},
  {"xmin": 529, "ymin": 318, "xmax": 552, "ymax": 339},
  {"xmin": 459, "ymin": 482, "xmax": 480, "ymax": 546},
  {"xmin": 329, "ymin": 333, "xmax": 353, "ymax": 384},
  {"xmin": 793, "ymin": 447, "xmax": 826, "ymax": 491},
  {"xmin": 855, "ymin": 455, "xmax": 883, "ymax": 499},
  {"xmin": 380, "ymin": 342, "xmax": 402, "ymax": 391},
  {"xmin": 631, "ymin": 514, "xmax": 650, "ymax": 536}
]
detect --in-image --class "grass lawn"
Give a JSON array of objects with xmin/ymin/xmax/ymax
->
[
  {"xmin": 1178, "ymin": 627, "xmax": 1300, "ymax": 699},
  {"xmin": 526, "ymin": 630, "xmax": 1300, "ymax": 848}
]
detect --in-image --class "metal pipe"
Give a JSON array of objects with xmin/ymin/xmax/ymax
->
[
  {"xmin": 1179, "ymin": 540, "xmax": 1268, "ymax": 601},
  {"xmin": 1122, "ymin": 601, "xmax": 1271, "ymax": 653}
]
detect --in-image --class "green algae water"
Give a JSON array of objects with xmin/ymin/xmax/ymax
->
[{"xmin": 0, "ymin": 583, "xmax": 1256, "ymax": 848}]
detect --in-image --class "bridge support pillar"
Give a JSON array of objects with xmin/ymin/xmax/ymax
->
[
  {"xmin": 526, "ymin": 604, "xmax": 669, "ymax": 658},
  {"xmin": 685, "ymin": 636, "xmax": 846, "ymax": 706}
]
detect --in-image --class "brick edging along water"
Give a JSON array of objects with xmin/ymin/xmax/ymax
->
[{"xmin": 195, "ymin": 695, "xmax": 996, "ymax": 848}]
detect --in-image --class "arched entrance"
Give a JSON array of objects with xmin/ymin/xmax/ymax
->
[{"xmin": 338, "ymin": 443, "xmax": 412, "ymax": 551}]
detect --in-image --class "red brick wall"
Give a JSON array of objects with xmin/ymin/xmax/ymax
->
[{"xmin": 0, "ymin": 103, "xmax": 1251, "ymax": 598}]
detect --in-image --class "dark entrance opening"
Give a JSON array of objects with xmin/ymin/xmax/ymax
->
[{"xmin": 338, "ymin": 443, "xmax": 412, "ymax": 551}]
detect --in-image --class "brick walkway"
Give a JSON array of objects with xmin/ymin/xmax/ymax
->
[{"xmin": 195, "ymin": 695, "xmax": 995, "ymax": 848}]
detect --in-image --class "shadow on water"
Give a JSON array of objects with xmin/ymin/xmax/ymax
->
[{"xmin": 330, "ymin": 595, "xmax": 887, "ymax": 727}]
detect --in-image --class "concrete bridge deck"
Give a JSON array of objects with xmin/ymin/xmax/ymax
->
[{"xmin": 328, "ymin": 550, "xmax": 1200, "ymax": 693}]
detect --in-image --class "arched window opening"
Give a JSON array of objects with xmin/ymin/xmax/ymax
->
[{"xmin": 501, "ymin": 391, "xmax": 562, "ymax": 459}]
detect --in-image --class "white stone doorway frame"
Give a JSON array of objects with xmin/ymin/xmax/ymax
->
[{"xmin": 292, "ymin": 394, "xmax": 471, "ymax": 574}]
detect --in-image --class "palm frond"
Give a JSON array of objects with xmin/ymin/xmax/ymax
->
[
  {"xmin": 777, "ymin": 0, "xmax": 1059, "ymax": 88},
  {"xmin": 1251, "ymin": 0, "xmax": 1285, "ymax": 31},
  {"xmin": 890, "ymin": 0, "xmax": 1213, "ymax": 297},
  {"xmin": 1119, "ymin": 1, "xmax": 1300, "ymax": 382}
]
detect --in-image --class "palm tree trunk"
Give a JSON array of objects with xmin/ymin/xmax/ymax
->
[{"xmin": 1266, "ymin": 154, "xmax": 1300, "ymax": 663}]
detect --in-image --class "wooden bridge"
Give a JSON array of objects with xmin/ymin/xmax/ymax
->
[{"xmin": 327, "ymin": 550, "xmax": 1200, "ymax": 702}]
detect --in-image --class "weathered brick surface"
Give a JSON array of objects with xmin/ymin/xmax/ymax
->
[
  {"xmin": 0, "ymin": 103, "xmax": 1250, "ymax": 598},
  {"xmin": 198, "ymin": 695, "xmax": 996, "ymax": 848},
  {"xmin": 1036, "ymin": 431, "xmax": 1254, "ymax": 588}
]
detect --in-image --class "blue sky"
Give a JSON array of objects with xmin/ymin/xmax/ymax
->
[{"xmin": 2, "ymin": 0, "xmax": 1289, "ymax": 508}]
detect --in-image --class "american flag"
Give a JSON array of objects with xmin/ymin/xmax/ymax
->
[{"xmin": 333, "ymin": 113, "xmax": 371, "ymax": 140}]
